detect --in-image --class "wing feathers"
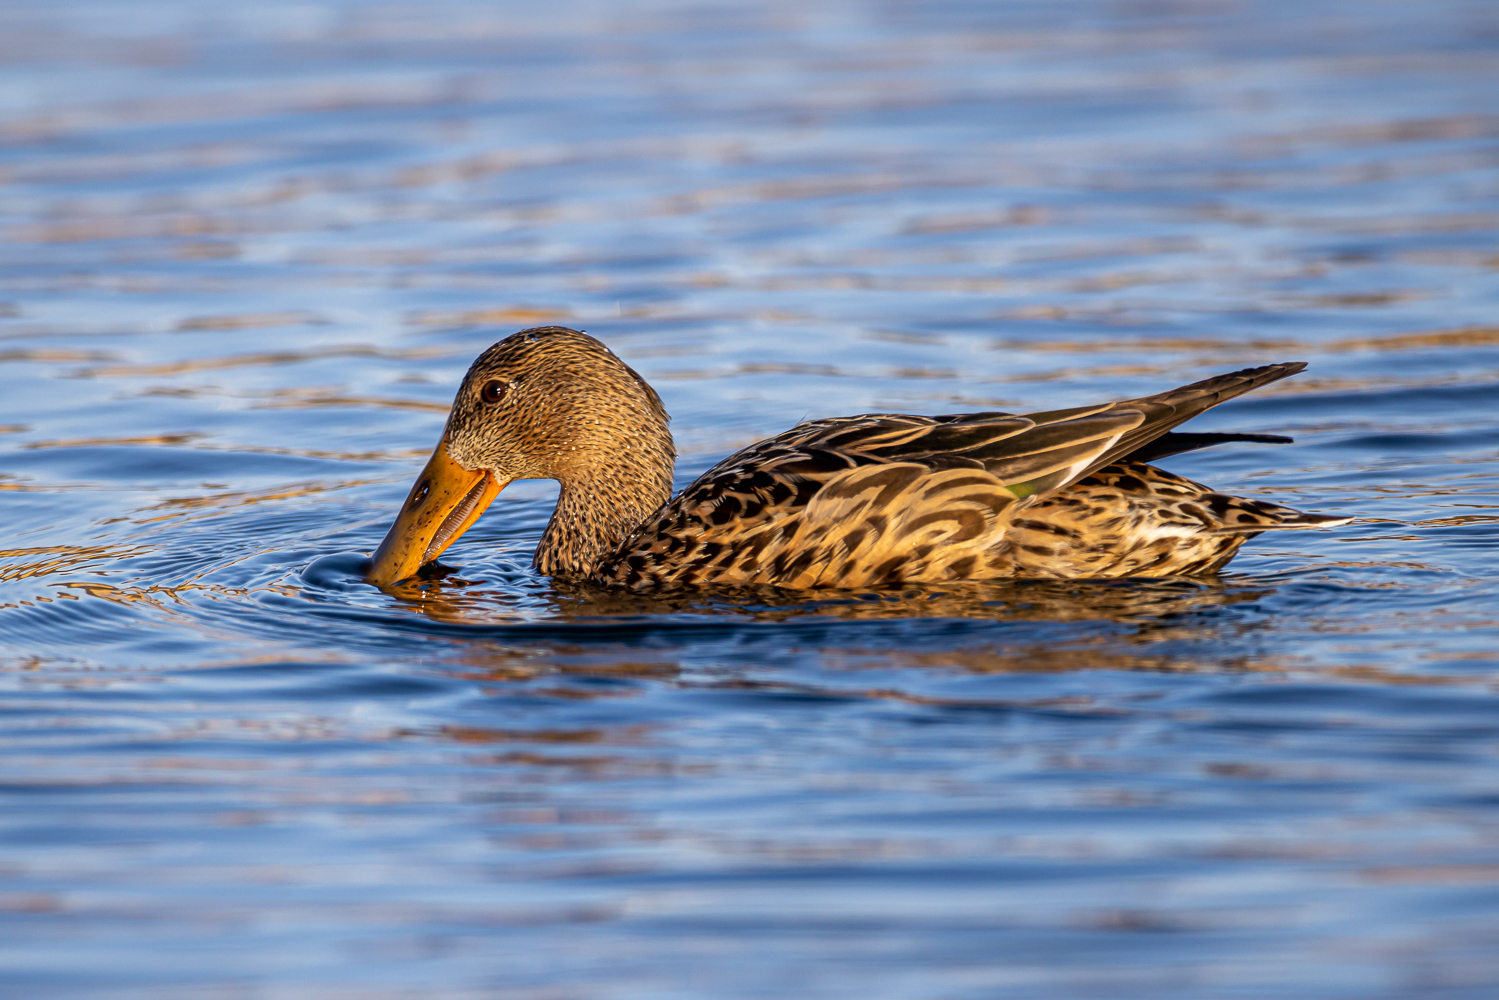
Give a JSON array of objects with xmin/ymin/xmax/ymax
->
[
  {"xmin": 1093, "ymin": 362, "xmax": 1305, "ymax": 474},
  {"xmin": 825, "ymin": 414, "xmax": 1035, "ymax": 458},
  {"xmin": 777, "ymin": 363, "xmax": 1303, "ymax": 504}
]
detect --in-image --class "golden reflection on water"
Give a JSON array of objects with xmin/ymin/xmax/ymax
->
[
  {"xmin": 0, "ymin": 544, "xmax": 151, "ymax": 583},
  {"xmin": 364, "ymin": 567, "xmax": 1499, "ymax": 692},
  {"xmin": 407, "ymin": 306, "xmax": 576, "ymax": 327},
  {"xmin": 377, "ymin": 575, "xmax": 1291, "ymax": 678},
  {"xmin": 174, "ymin": 310, "xmax": 328, "ymax": 332},
  {"xmin": 73, "ymin": 344, "xmax": 450, "ymax": 379},
  {"xmin": 984, "ymin": 325, "xmax": 1499, "ymax": 356}
]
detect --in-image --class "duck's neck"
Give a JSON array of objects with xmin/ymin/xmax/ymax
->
[{"xmin": 534, "ymin": 443, "xmax": 675, "ymax": 579}]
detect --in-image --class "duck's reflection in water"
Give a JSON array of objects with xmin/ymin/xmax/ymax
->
[
  {"xmin": 384, "ymin": 573, "xmax": 1280, "ymax": 679},
  {"xmin": 558, "ymin": 575, "xmax": 1268, "ymax": 626}
]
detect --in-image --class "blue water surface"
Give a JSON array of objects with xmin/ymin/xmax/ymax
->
[{"xmin": 2, "ymin": 1, "xmax": 1499, "ymax": 996}]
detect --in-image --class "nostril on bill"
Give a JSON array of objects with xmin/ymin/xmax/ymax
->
[{"xmin": 410, "ymin": 479, "xmax": 432, "ymax": 509}]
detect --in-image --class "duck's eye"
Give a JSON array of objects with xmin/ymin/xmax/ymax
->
[{"xmin": 480, "ymin": 380, "xmax": 507, "ymax": 404}]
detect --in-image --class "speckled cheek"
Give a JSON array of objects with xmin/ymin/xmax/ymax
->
[
  {"xmin": 444, "ymin": 430, "xmax": 486, "ymax": 473},
  {"xmin": 447, "ymin": 425, "xmax": 525, "ymax": 480}
]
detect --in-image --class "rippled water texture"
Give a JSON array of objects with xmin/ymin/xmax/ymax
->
[{"xmin": 3, "ymin": 1, "xmax": 1499, "ymax": 996}]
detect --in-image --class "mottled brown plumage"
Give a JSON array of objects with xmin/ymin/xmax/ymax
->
[{"xmin": 367, "ymin": 326, "xmax": 1351, "ymax": 591}]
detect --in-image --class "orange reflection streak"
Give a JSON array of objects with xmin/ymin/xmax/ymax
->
[
  {"xmin": 0, "ymin": 348, "xmax": 117, "ymax": 363},
  {"xmin": 406, "ymin": 306, "xmax": 573, "ymax": 327},
  {"xmin": 70, "ymin": 345, "xmax": 451, "ymax": 379},
  {"xmin": 20, "ymin": 429, "xmax": 429, "ymax": 464},
  {"xmin": 22, "ymin": 433, "xmax": 203, "ymax": 450},
  {"xmin": 249, "ymin": 395, "xmax": 450, "ymax": 413},
  {"xmin": 174, "ymin": 311, "xmax": 328, "ymax": 332},
  {"xmin": 133, "ymin": 478, "xmax": 382, "ymax": 518},
  {"xmin": 0, "ymin": 544, "xmax": 153, "ymax": 583}
]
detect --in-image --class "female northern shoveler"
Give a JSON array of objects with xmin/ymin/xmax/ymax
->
[{"xmin": 366, "ymin": 326, "xmax": 1349, "ymax": 589}]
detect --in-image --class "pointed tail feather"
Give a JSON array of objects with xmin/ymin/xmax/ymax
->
[
  {"xmin": 1124, "ymin": 431, "xmax": 1293, "ymax": 464},
  {"xmin": 1209, "ymin": 509, "xmax": 1353, "ymax": 535}
]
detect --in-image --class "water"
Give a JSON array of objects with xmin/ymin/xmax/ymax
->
[{"xmin": 2, "ymin": 0, "xmax": 1499, "ymax": 995}]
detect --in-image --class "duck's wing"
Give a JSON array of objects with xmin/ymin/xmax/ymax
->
[
  {"xmin": 1003, "ymin": 361, "xmax": 1306, "ymax": 495},
  {"xmin": 768, "ymin": 361, "xmax": 1307, "ymax": 502}
]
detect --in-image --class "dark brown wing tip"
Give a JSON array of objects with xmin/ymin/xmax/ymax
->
[
  {"xmin": 1211, "ymin": 360, "xmax": 1306, "ymax": 382},
  {"xmin": 1252, "ymin": 360, "xmax": 1307, "ymax": 377},
  {"xmin": 1129, "ymin": 360, "xmax": 1309, "ymax": 405},
  {"xmin": 1227, "ymin": 360, "xmax": 1309, "ymax": 392}
]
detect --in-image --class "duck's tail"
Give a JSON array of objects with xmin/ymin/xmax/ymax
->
[
  {"xmin": 1123, "ymin": 431, "xmax": 1293, "ymax": 464},
  {"xmin": 1203, "ymin": 496, "xmax": 1355, "ymax": 534}
]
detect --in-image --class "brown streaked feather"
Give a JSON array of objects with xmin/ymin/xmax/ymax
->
[
  {"xmin": 754, "ymin": 462, "xmax": 1017, "ymax": 588},
  {"xmin": 993, "ymin": 462, "xmax": 1352, "ymax": 578}
]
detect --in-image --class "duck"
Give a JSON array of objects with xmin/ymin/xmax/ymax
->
[{"xmin": 366, "ymin": 326, "xmax": 1350, "ymax": 590}]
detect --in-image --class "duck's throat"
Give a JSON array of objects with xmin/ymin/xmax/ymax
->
[{"xmin": 534, "ymin": 466, "xmax": 672, "ymax": 579}]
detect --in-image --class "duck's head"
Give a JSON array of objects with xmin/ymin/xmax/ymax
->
[{"xmin": 366, "ymin": 326, "xmax": 673, "ymax": 587}]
